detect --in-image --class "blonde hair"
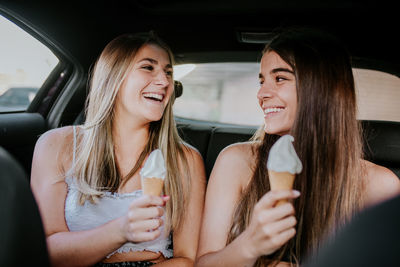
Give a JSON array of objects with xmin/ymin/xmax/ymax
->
[
  {"xmin": 69, "ymin": 32, "xmax": 190, "ymax": 232},
  {"xmin": 227, "ymin": 28, "xmax": 365, "ymax": 266}
]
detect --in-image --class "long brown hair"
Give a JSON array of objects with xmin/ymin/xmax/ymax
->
[
  {"xmin": 69, "ymin": 32, "xmax": 191, "ymax": 232},
  {"xmin": 227, "ymin": 27, "xmax": 365, "ymax": 265}
]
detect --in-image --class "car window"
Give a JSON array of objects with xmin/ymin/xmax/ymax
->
[
  {"xmin": 354, "ymin": 69, "xmax": 400, "ymax": 122},
  {"xmin": 174, "ymin": 63, "xmax": 262, "ymax": 126},
  {"xmin": 173, "ymin": 63, "xmax": 400, "ymax": 125},
  {"xmin": 0, "ymin": 14, "xmax": 59, "ymax": 112}
]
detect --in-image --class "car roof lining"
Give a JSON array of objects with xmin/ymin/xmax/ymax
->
[{"xmin": 0, "ymin": 0, "xmax": 398, "ymax": 72}]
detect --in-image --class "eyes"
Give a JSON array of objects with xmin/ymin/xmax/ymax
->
[
  {"xmin": 259, "ymin": 75, "xmax": 289, "ymax": 85},
  {"xmin": 141, "ymin": 65, "xmax": 153, "ymax": 71},
  {"xmin": 275, "ymin": 76, "xmax": 287, "ymax": 82},
  {"xmin": 141, "ymin": 64, "xmax": 173, "ymax": 77},
  {"xmin": 165, "ymin": 70, "xmax": 173, "ymax": 77}
]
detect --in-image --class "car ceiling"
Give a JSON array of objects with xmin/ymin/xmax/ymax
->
[{"xmin": 0, "ymin": 0, "xmax": 398, "ymax": 75}]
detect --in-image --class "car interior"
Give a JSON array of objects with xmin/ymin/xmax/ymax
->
[{"xmin": 0, "ymin": 0, "xmax": 399, "ymax": 265}]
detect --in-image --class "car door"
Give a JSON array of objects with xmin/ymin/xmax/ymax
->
[{"xmin": 0, "ymin": 6, "xmax": 86, "ymax": 177}]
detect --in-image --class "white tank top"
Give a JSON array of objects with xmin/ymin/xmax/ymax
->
[{"xmin": 64, "ymin": 126, "xmax": 173, "ymax": 258}]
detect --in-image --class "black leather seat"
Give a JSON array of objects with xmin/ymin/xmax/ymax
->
[
  {"xmin": 177, "ymin": 124, "xmax": 213, "ymax": 161},
  {"xmin": 204, "ymin": 127, "xmax": 256, "ymax": 177},
  {"xmin": 0, "ymin": 147, "xmax": 49, "ymax": 266},
  {"xmin": 303, "ymin": 194, "xmax": 400, "ymax": 267}
]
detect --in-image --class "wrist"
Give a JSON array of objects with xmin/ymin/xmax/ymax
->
[
  {"xmin": 109, "ymin": 216, "xmax": 127, "ymax": 246},
  {"xmin": 234, "ymin": 230, "xmax": 259, "ymax": 264}
]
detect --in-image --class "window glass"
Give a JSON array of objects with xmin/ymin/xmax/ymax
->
[
  {"xmin": 173, "ymin": 63, "xmax": 400, "ymax": 125},
  {"xmin": 0, "ymin": 14, "xmax": 59, "ymax": 112},
  {"xmin": 174, "ymin": 63, "xmax": 262, "ymax": 126},
  {"xmin": 354, "ymin": 69, "xmax": 400, "ymax": 122}
]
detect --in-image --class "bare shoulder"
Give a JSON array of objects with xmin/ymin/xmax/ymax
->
[
  {"xmin": 35, "ymin": 126, "xmax": 75, "ymax": 160},
  {"xmin": 217, "ymin": 141, "xmax": 257, "ymax": 169},
  {"xmin": 32, "ymin": 126, "xmax": 75, "ymax": 182},
  {"xmin": 181, "ymin": 142, "xmax": 204, "ymax": 165},
  {"xmin": 179, "ymin": 143, "xmax": 206, "ymax": 186},
  {"xmin": 363, "ymin": 160, "xmax": 400, "ymax": 207},
  {"xmin": 210, "ymin": 141, "xmax": 258, "ymax": 191},
  {"xmin": 36, "ymin": 126, "xmax": 74, "ymax": 147}
]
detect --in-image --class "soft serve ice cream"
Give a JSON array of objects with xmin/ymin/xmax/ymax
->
[
  {"xmin": 267, "ymin": 135, "xmax": 302, "ymax": 174},
  {"xmin": 140, "ymin": 149, "xmax": 166, "ymax": 196},
  {"xmin": 267, "ymin": 135, "xmax": 302, "ymax": 205}
]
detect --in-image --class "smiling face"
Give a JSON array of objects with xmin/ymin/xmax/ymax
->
[
  {"xmin": 114, "ymin": 43, "xmax": 174, "ymax": 125},
  {"xmin": 257, "ymin": 51, "xmax": 297, "ymax": 136}
]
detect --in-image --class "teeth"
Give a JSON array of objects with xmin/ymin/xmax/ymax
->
[
  {"xmin": 143, "ymin": 93, "xmax": 163, "ymax": 101},
  {"xmin": 264, "ymin": 107, "xmax": 284, "ymax": 114}
]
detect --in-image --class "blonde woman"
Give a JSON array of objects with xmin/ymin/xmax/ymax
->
[
  {"xmin": 195, "ymin": 28, "xmax": 400, "ymax": 267},
  {"xmin": 31, "ymin": 32, "xmax": 206, "ymax": 267}
]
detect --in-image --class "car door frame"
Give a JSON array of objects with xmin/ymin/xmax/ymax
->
[{"xmin": 0, "ymin": 5, "xmax": 86, "ymax": 177}]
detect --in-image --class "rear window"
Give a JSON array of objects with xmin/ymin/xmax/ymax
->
[{"xmin": 173, "ymin": 63, "xmax": 400, "ymax": 126}]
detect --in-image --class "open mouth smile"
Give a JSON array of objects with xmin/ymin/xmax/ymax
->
[
  {"xmin": 263, "ymin": 107, "xmax": 285, "ymax": 117},
  {"xmin": 143, "ymin": 93, "xmax": 164, "ymax": 102}
]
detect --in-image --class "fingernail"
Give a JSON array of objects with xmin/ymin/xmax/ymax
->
[
  {"xmin": 162, "ymin": 195, "xmax": 170, "ymax": 205},
  {"xmin": 293, "ymin": 190, "xmax": 301, "ymax": 197}
]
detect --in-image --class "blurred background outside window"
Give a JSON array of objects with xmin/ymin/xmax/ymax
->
[{"xmin": 0, "ymin": 14, "xmax": 59, "ymax": 112}]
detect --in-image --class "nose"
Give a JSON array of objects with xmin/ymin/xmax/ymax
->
[
  {"xmin": 257, "ymin": 83, "xmax": 273, "ymax": 101},
  {"xmin": 154, "ymin": 70, "xmax": 170, "ymax": 88}
]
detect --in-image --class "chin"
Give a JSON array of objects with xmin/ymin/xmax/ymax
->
[
  {"xmin": 263, "ymin": 125, "xmax": 289, "ymax": 136},
  {"xmin": 143, "ymin": 108, "xmax": 166, "ymax": 122},
  {"xmin": 146, "ymin": 113, "xmax": 164, "ymax": 123}
]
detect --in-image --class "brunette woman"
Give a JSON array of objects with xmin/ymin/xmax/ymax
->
[{"xmin": 195, "ymin": 28, "xmax": 400, "ymax": 267}]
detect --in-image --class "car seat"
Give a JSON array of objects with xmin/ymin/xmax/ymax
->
[{"xmin": 0, "ymin": 146, "xmax": 49, "ymax": 266}]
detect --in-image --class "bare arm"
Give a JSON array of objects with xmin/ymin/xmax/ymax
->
[
  {"xmin": 154, "ymin": 146, "xmax": 206, "ymax": 266},
  {"xmin": 31, "ymin": 127, "xmax": 166, "ymax": 267},
  {"xmin": 195, "ymin": 143, "xmax": 299, "ymax": 267},
  {"xmin": 31, "ymin": 127, "xmax": 123, "ymax": 266}
]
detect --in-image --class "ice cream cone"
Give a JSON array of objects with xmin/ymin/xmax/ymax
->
[
  {"xmin": 140, "ymin": 149, "xmax": 166, "ymax": 196},
  {"xmin": 142, "ymin": 177, "xmax": 164, "ymax": 196},
  {"xmin": 268, "ymin": 170, "xmax": 295, "ymax": 206},
  {"xmin": 266, "ymin": 135, "xmax": 302, "ymax": 206}
]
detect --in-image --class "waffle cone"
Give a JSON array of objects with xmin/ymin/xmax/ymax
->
[
  {"xmin": 268, "ymin": 170, "xmax": 295, "ymax": 206},
  {"xmin": 142, "ymin": 177, "xmax": 164, "ymax": 196}
]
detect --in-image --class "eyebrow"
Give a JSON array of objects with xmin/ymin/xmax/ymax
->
[
  {"xmin": 259, "ymin": 67, "xmax": 294, "ymax": 79},
  {"xmin": 270, "ymin": 67, "xmax": 294, "ymax": 74},
  {"xmin": 138, "ymin": 57, "xmax": 172, "ymax": 69}
]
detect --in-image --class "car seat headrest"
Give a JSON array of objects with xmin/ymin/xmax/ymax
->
[{"xmin": 174, "ymin": 80, "xmax": 183, "ymax": 98}]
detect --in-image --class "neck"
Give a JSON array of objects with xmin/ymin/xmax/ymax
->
[{"xmin": 112, "ymin": 116, "xmax": 150, "ymax": 172}]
